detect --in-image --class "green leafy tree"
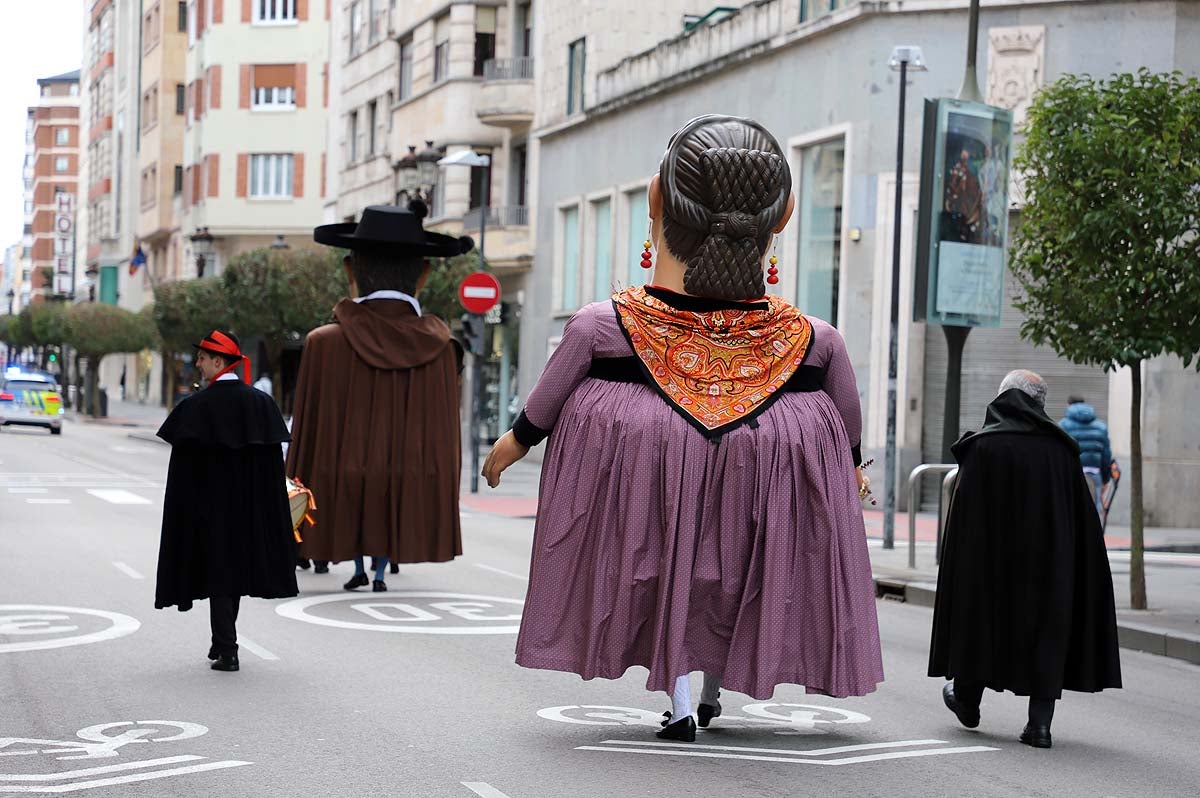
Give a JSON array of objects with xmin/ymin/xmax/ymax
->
[
  {"xmin": 419, "ymin": 250, "xmax": 486, "ymax": 324},
  {"xmin": 222, "ymin": 247, "xmax": 348, "ymax": 397},
  {"xmin": 1010, "ymin": 69, "xmax": 1200, "ymax": 610},
  {"xmin": 151, "ymin": 278, "xmax": 229, "ymax": 406},
  {"xmin": 64, "ymin": 303, "xmax": 158, "ymax": 416},
  {"xmin": 29, "ymin": 303, "xmax": 71, "ymax": 370}
]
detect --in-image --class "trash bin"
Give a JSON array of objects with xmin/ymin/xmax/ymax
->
[{"xmin": 97, "ymin": 388, "xmax": 108, "ymax": 418}]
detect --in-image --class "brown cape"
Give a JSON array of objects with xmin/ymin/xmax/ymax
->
[{"xmin": 286, "ymin": 298, "xmax": 462, "ymax": 563}]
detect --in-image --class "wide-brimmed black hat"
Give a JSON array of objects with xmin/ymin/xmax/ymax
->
[{"xmin": 313, "ymin": 200, "xmax": 474, "ymax": 257}]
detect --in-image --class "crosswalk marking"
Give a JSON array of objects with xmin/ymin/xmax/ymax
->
[
  {"xmin": 24, "ymin": 499, "xmax": 71, "ymax": 506},
  {"xmin": 87, "ymin": 489, "xmax": 152, "ymax": 506},
  {"xmin": 6, "ymin": 488, "xmax": 48, "ymax": 495}
]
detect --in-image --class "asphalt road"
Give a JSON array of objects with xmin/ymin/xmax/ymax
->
[{"xmin": 2, "ymin": 422, "xmax": 1198, "ymax": 797}]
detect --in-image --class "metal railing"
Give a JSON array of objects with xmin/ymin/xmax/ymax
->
[
  {"xmin": 906, "ymin": 464, "xmax": 959, "ymax": 569},
  {"xmin": 483, "ymin": 57, "xmax": 535, "ymax": 81},
  {"xmin": 462, "ymin": 205, "xmax": 529, "ymax": 232}
]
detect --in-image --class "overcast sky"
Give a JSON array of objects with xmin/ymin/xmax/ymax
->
[{"xmin": 0, "ymin": 1, "xmax": 84, "ymax": 246}]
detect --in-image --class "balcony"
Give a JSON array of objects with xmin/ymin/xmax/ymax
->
[
  {"xmin": 461, "ymin": 205, "xmax": 531, "ymax": 272},
  {"xmin": 477, "ymin": 58, "xmax": 534, "ymax": 130}
]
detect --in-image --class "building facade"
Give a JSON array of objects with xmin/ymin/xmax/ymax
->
[
  {"xmin": 28, "ymin": 72, "xmax": 82, "ymax": 307},
  {"xmin": 523, "ymin": 0, "xmax": 1200, "ymax": 524}
]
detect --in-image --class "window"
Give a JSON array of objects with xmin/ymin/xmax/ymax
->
[
  {"xmin": 800, "ymin": 0, "xmax": 849, "ymax": 24},
  {"xmin": 511, "ymin": 144, "xmax": 527, "ymax": 207},
  {"xmin": 54, "ymin": 157, "xmax": 69, "ymax": 173},
  {"xmin": 141, "ymin": 86, "xmax": 159, "ymax": 130},
  {"xmin": 349, "ymin": 2, "xmax": 363, "ymax": 57},
  {"xmin": 249, "ymin": 154, "xmax": 294, "ymax": 197},
  {"xmin": 397, "ymin": 38, "xmax": 413, "ymax": 99},
  {"xmin": 559, "ymin": 205, "xmax": 580, "ymax": 310},
  {"xmin": 368, "ymin": 0, "xmax": 385, "ymax": 45},
  {"xmin": 795, "ymin": 138, "xmax": 845, "ymax": 323},
  {"xmin": 625, "ymin": 187, "xmax": 650, "ymax": 287},
  {"xmin": 187, "ymin": 0, "xmax": 196, "ymax": 46},
  {"xmin": 348, "ymin": 111, "xmax": 359, "ymax": 162},
  {"xmin": 385, "ymin": 90, "xmax": 394, "ymax": 130},
  {"xmin": 517, "ymin": 2, "xmax": 532, "ymax": 57},
  {"xmin": 474, "ymin": 7, "xmax": 496, "ymax": 77},
  {"xmin": 173, "ymin": 164, "xmax": 184, "ymax": 194},
  {"xmin": 433, "ymin": 16, "xmax": 450, "ymax": 83},
  {"xmin": 24, "ymin": 200, "xmax": 34, "ymax": 215},
  {"xmin": 55, "ymin": 128, "xmax": 69, "ymax": 146},
  {"xmin": 590, "ymin": 197, "xmax": 612, "ymax": 300},
  {"xmin": 469, "ymin": 154, "xmax": 491, "ymax": 210},
  {"xmin": 254, "ymin": 86, "xmax": 296, "ymax": 108},
  {"xmin": 178, "ymin": 1, "xmax": 187, "ymax": 31},
  {"xmin": 175, "ymin": 83, "xmax": 186, "ymax": 114},
  {"xmin": 253, "ymin": 0, "xmax": 296, "ymax": 23},
  {"xmin": 567, "ymin": 38, "xmax": 585, "ymax": 114},
  {"xmin": 141, "ymin": 165, "xmax": 158, "ymax": 208},
  {"xmin": 366, "ymin": 101, "xmax": 377, "ymax": 156}
]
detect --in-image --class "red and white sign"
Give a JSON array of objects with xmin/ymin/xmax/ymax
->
[{"xmin": 458, "ymin": 271, "xmax": 501, "ymax": 315}]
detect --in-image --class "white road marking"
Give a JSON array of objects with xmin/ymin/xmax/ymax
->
[
  {"xmin": 575, "ymin": 743, "xmax": 1000, "ymax": 765},
  {"xmin": 461, "ymin": 783, "xmax": 515, "ymax": 798},
  {"xmin": 6, "ymin": 488, "xmax": 48, "ymax": 495},
  {"xmin": 236, "ymin": 637, "xmax": 278, "ymax": 661},
  {"xmin": 0, "ymin": 759, "xmax": 251, "ymax": 792},
  {"xmin": 86, "ymin": 490, "xmax": 151, "ymax": 506},
  {"xmin": 592, "ymin": 739, "xmax": 947, "ymax": 756},
  {"xmin": 24, "ymin": 499, "xmax": 70, "ymax": 506},
  {"xmin": 0, "ymin": 755, "xmax": 203, "ymax": 781},
  {"xmin": 277, "ymin": 592, "xmax": 523, "ymax": 635},
  {"xmin": 0, "ymin": 606, "xmax": 140, "ymax": 654},
  {"xmin": 111, "ymin": 562, "xmax": 144, "ymax": 580},
  {"xmin": 474, "ymin": 564, "xmax": 529, "ymax": 582}
]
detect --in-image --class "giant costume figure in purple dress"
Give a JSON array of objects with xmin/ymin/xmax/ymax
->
[{"xmin": 484, "ymin": 116, "xmax": 883, "ymax": 742}]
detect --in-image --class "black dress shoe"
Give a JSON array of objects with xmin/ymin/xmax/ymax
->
[
  {"xmin": 942, "ymin": 682, "xmax": 980, "ymax": 729},
  {"xmin": 390, "ymin": 562, "xmax": 399, "ymax": 575},
  {"xmin": 296, "ymin": 558, "xmax": 311, "ymax": 570},
  {"xmin": 314, "ymin": 561, "xmax": 329, "ymax": 574},
  {"xmin": 211, "ymin": 654, "xmax": 239, "ymax": 672},
  {"xmin": 697, "ymin": 700, "xmax": 722, "ymax": 729},
  {"xmin": 1019, "ymin": 724, "xmax": 1052, "ymax": 749},
  {"xmin": 655, "ymin": 712, "xmax": 697, "ymax": 742},
  {"xmin": 372, "ymin": 580, "xmax": 387, "ymax": 592},
  {"xmin": 343, "ymin": 573, "xmax": 369, "ymax": 591}
]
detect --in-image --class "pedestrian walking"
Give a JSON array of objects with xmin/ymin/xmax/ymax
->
[
  {"xmin": 930, "ymin": 370, "xmax": 1122, "ymax": 749},
  {"xmin": 286, "ymin": 203, "xmax": 471, "ymax": 591},
  {"xmin": 253, "ymin": 369, "xmax": 274, "ymax": 399},
  {"xmin": 1059, "ymin": 395, "xmax": 1115, "ymax": 518},
  {"xmin": 483, "ymin": 115, "xmax": 883, "ymax": 743},
  {"xmin": 154, "ymin": 331, "xmax": 298, "ymax": 673}
]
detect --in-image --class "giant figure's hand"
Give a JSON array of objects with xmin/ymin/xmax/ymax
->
[{"xmin": 482, "ymin": 431, "xmax": 530, "ymax": 489}]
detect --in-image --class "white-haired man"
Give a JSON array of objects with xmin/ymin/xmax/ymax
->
[{"xmin": 929, "ymin": 370, "xmax": 1122, "ymax": 748}]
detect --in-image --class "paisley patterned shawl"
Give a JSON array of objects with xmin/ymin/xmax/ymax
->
[{"xmin": 612, "ymin": 286, "xmax": 813, "ymax": 437}]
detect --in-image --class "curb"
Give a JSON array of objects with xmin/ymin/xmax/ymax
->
[
  {"xmin": 128, "ymin": 430, "xmax": 167, "ymax": 446},
  {"xmin": 872, "ymin": 576, "xmax": 1200, "ymax": 668}
]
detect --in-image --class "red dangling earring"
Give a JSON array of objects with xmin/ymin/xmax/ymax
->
[
  {"xmin": 641, "ymin": 225, "xmax": 654, "ymax": 270},
  {"xmin": 766, "ymin": 237, "xmax": 780, "ymax": 285}
]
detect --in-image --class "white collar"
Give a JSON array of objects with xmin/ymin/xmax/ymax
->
[
  {"xmin": 354, "ymin": 290, "xmax": 422, "ymax": 316},
  {"xmin": 215, "ymin": 373, "xmax": 239, "ymax": 382}
]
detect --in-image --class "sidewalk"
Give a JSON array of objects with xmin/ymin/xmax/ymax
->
[
  {"xmin": 69, "ymin": 397, "xmax": 169, "ymax": 430},
  {"xmin": 464, "ymin": 453, "xmax": 1200, "ymax": 667}
]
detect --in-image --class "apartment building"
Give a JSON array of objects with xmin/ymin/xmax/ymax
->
[
  {"xmin": 14, "ymin": 111, "xmax": 37, "ymax": 312},
  {"xmin": 177, "ymin": 0, "xmax": 330, "ymax": 277},
  {"xmin": 28, "ymin": 71, "xmax": 82, "ymax": 306}
]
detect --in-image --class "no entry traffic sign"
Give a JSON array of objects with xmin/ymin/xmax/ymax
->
[{"xmin": 459, "ymin": 271, "xmax": 501, "ymax": 315}]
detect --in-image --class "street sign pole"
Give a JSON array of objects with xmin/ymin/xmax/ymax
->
[
  {"xmin": 458, "ymin": 270, "xmax": 501, "ymax": 495},
  {"xmin": 470, "ymin": 313, "xmax": 484, "ymax": 494}
]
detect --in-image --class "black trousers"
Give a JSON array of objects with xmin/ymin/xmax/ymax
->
[
  {"xmin": 209, "ymin": 596, "xmax": 241, "ymax": 656},
  {"xmin": 954, "ymin": 679, "xmax": 1056, "ymax": 728}
]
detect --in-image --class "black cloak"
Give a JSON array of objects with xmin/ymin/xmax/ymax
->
[
  {"xmin": 155, "ymin": 380, "xmax": 298, "ymax": 611},
  {"xmin": 928, "ymin": 389, "xmax": 1122, "ymax": 699}
]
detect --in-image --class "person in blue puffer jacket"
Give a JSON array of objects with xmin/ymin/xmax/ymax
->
[{"xmin": 1059, "ymin": 396, "xmax": 1114, "ymax": 517}]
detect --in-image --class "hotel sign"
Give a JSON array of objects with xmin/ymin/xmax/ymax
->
[{"xmin": 54, "ymin": 192, "xmax": 74, "ymax": 296}]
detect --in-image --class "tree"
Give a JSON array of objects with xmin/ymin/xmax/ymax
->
[
  {"xmin": 222, "ymin": 247, "xmax": 348, "ymax": 398},
  {"xmin": 421, "ymin": 250, "xmax": 486, "ymax": 324},
  {"xmin": 64, "ymin": 303, "xmax": 158, "ymax": 416},
  {"xmin": 1010, "ymin": 69, "xmax": 1200, "ymax": 610},
  {"xmin": 29, "ymin": 303, "xmax": 70, "ymax": 371},
  {"xmin": 151, "ymin": 278, "xmax": 229, "ymax": 407}
]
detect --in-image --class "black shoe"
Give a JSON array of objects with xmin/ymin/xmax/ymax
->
[
  {"xmin": 390, "ymin": 563, "xmax": 399, "ymax": 575},
  {"xmin": 655, "ymin": 712, "xmax": 697, "ymax": 742},
  {"xmin": 314, "ymin": 561, "xmax": 329, "ymax": 574},
  {"xmin": 211, "ymin": 654, "xmax": 239, "ymax": 672},
  {"xmin": 296, "ymin": 558, "xmax": 311, "ymax": 570},
  {"xmin": 697, "ymin": 700, "xmax": 722, "ymax": 729},
  {"xmin": 372, "ymin": 580, "xmax": 387, "ymax": 592},
  {"xmin": 942, "ymin": 682, "xmax": 980, "ymax": 729},
  {"xmin": 1019, "ymin": 724, "xmax": 1052, "ymax": 749},
  {"xmin": 343, "ymin": 573, "xmax": 369, "ymax": 591}
]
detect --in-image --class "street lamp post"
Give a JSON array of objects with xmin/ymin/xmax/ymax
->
[
  {"xmin": 439, "ymin": 148, "xmax": 493, "ymax": 494},
  {"xmin": 882, "ymin": 46, "xmax": 927, "ymax": 550}
]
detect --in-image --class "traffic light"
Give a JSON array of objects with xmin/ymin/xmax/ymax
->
[
  {"xmin": 48, "ymin": 352, "xmax": 58, "ymax": 363},
  {"xmin": 499, "ymin": 301, "xmax": 515, "ymax": 326},
  {"xmin": 460, "ymin": 313, "xmax": 486, "ymax": 356}
]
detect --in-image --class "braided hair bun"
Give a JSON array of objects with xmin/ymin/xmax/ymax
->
[{"xmin": 659, "ymin": 115, "xmax": 792, "ymax": 300}]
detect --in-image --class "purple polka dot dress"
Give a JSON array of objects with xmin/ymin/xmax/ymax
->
[{"xmin": 511, "ymin": 292, "xmax": 884, "ymax": 700}]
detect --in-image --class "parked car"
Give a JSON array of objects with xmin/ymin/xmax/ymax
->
[{"xmin": 0, "ymin": 371, "xmax": 64, "ymax": 435}]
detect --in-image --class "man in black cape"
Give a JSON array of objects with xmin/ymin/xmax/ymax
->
[
  {"xmin": 155, "ymin": 331, "xmax": 298, "ymax": 672},
  {"xmin": 929, "ymin": 370, "xmax": 1122, "ymax": 749}
]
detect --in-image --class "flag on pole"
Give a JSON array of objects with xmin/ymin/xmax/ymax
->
[{"xmin": 129, "ymin": 243, "xmax": 147, "ymax": 276}]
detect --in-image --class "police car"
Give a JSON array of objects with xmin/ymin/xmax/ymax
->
[{"xmin": 0, "ymin": 369, "xmax": 65, "ymax": 435}]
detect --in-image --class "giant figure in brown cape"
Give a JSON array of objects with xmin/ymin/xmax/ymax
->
[{"xmin": 287, "ymin": 203, "xmax": 472, "ymax": 588}]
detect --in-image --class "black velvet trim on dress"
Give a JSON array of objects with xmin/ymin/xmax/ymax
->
[
  {"xmin": 588, "ymin": 357, "xmax": 826, "ymax": 393},
  {"xmin": 643, "ymin": 285, "xmax": 770, "ymax": 313},
  {"xmin": 512, "ymin": 409, "xmax": 551, "ymax": 448}
]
